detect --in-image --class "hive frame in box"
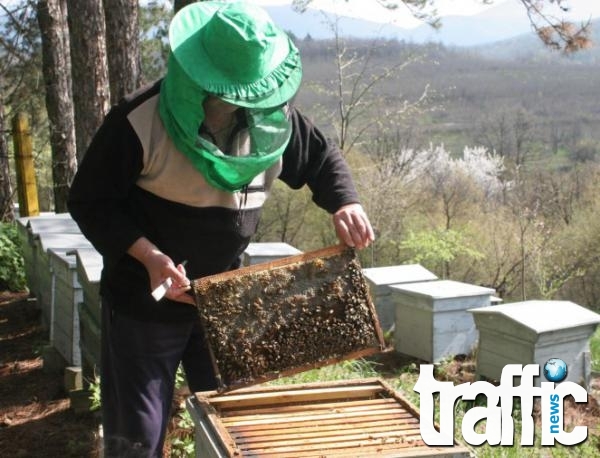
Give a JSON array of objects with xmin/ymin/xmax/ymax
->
[
  {"xmin": 191, "ymin": 245, "xmax": 386, "ymax": 391},
  {"xmin": 186, "ymin": 377, "xmax": 472, "ymax": 457}
]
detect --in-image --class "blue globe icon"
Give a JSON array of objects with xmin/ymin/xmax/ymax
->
[{"xmin": 543, "ymin": 358, "xmax": 568, "ymax": 383}]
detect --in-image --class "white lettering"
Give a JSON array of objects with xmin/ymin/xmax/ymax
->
[
  {"xmin": 414, "ymin": 363, "xmax": 588, "ymax": 447},
  {"xmin": 413, "ymin": 364, "xmax": 461, "ymax": 445},
  {"xmin": 517, "ymin": 365, "xmax": 539, "ymax": 446},
  {"xmin": 540, "ymin": 382, "xmax": 588, "ymax": 446},
  {"xmin": 460, "ymin": 381, "xmax": 501, "ymax": 445}
]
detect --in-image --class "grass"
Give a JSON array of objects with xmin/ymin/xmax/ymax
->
[{"xmin": 267, "ymin": 358, "xmax": 381, "ymax": 385}]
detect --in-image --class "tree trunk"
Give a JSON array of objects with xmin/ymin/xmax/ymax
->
[
  {"xmin": 66, "ymin": 0, "xmax": 110, "ymax": 162},
  {"xmin": 103, "ymin": 0, "xmax": 140, "ymax": 104},
  {"xmin": 37, "ymin": 0, "xmax": 77, "ymax": 212},
  {"xmin": 173, "ymin": 0, "xmax": 197, "ymax": 13},
  {"xmin": 0, "ymin": 97, "xmax": 15, "ymax": 221}
]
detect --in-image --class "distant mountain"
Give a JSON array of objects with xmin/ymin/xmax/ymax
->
[
  {"xmin": 408, "ymin": 4, "xmax": 531, "ymax": 46},
  {"xmin": 265, "ymin": 2, "xmax": 533, "ymax": 46},
  {"xmin": 265, "ymin": 6, "xmax": 408, "ymax": 41},
  {"xmin": 266, "ymin": 1, "xmax": 598, "ymax": 51}
]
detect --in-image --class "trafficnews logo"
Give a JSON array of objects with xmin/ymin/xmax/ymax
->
[{"xmin": 414, "ymin": 359, "xmax": 588, "ymax": 446}]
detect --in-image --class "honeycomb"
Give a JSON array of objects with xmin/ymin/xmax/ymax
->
[{"xmin": 191, "ymin": 245, "xmax": 385, "ymax": 390}]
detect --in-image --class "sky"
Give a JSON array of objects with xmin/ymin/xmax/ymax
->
[{"xmin": 253, "ymin": 0, "xmax": 600, "ymax": 29}]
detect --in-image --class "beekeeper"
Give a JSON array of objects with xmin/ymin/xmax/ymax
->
[{"xmin": 68, "ymin": 2, "xmax": 374, "ymax": 456}]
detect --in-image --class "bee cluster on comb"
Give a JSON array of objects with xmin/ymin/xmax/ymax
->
[{"xmin": 192, "ymin": 246, "xmax": 385, "ymax": 390}]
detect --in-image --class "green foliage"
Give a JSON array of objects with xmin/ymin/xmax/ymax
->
[
  {"xmin": 175, "ymin": 364, "xmax": 187, "ymax": 389},
  {"xmin": 0, "ymin": 223, "xmax": 27, "ymax": 291},
  {"xmin": 0, "ymin": 2, "xmax": 44, "ymax": 114},
  {"xmin": 139, "ymin": 1, "xmax": 172, "ymax": 83},
  {"xmin": 169, "ymin": 436, "xmax": 194, "ymax": 457},
  {"xmin": 169, "ymin": 409, "xmax": 195, "ymax": 457},
  {"xmin": 399, "ymin": 228, "xmax": 484, "ymax": 277},
  {"xmin": 88, "ymin": 375, "xmax": 101, "ymax": 412}
]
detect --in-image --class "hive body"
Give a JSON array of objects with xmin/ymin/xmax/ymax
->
[{"xmin": 187, "ymin": 378, "xmax": 471, "ymax": 457}]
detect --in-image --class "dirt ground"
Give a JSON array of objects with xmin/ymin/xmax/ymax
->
[
  {"xmin": 0, "ymin": 291, "xmax": 199, "ymax": 458},
  {"xmin": 1, "ymin": 291, "xmax": 600, "ymax": 457},
  {"xmin": 0, "ymin": 292, "xmax": 99, "ymax": 457}
]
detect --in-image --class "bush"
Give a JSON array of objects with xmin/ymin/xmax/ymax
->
[{"xmin": 0, "ymin": 223, "xmax": 27, "ymax": 292}]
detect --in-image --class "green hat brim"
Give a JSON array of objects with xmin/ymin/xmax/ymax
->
[{"xmin": 169, "ymin": 1, "xmax": 302, "ymax": 109}]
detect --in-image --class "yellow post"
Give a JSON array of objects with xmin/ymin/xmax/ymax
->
[{"xmin": 12, "ymin": 112, "xmax": 39, "ymax": 217}]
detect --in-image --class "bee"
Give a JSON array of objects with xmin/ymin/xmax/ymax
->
[{"xmin": 313, "ymin": 258, "xmax": 325, "ymax": 269}]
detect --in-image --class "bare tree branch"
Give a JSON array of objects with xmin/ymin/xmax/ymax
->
[{"xmin": 518, "ymin": 0, "xmax": 592, "ymax": 53}]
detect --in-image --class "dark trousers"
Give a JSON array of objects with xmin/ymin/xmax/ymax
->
[{"xmin": 100, "ymin": 298, "xmax": 217, "ymax": 457}]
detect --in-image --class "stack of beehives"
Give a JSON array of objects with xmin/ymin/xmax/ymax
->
[{"xmin": 16, "ymin": 213, "xmax": 92, "ymax": 369}]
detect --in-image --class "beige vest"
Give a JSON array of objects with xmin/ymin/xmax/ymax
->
[{"xmin": 127, "ymin": 95, "xmax": 282, "ymax": 210}]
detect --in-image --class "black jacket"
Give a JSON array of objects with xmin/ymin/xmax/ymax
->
[{"xmin": 68, "ymin": 80, "xmax": 360, "ymax": 322}]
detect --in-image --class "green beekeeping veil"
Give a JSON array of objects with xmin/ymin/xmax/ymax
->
[{"xmin": 158, "ymin": 1, "xmax": 303, "ymax": 192}]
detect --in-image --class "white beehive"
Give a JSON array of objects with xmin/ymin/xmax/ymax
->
[
  {"xmin": 242, "ymin": 242, "xmax": 302, "ymax": 266},
  {"xmin": 33, "ymin": 232, "xmax": 91, "ymax": 330},
  {"xmin": 74, "ymin": 247, "xmax": 103, "ymax": 323},
  {"xmin": 27, "ymin": 213, "xmax": 80, "ymax": 235},
  {"xmin": 470, "ymin": 300, "xmax": 600, "ymax": 388},
  {"xmin": 73, "ymin": 247, "xmax": 103, "ymax": 380},
  {"xmin": 48, "ymin": 249, "xmax": 82, "ymax": 366},
  {"xmin": 362, "ymin": 264, "xmax": 438, "ymax": 333},
  {"xmin": 17, "ymin": 213, "xmax": 80, "ymax": 299},
  {"xmin": 391, "ymin": 280, "xmax": 495, "ymax": 362}
]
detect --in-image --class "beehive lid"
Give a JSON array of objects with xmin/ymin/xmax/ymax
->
[
  {"xmin": 189, "ymin": 377, "xmax": 471, "ymax": 457},
  {"xmin": 469, "ymin": 300, "xmax": 600, "ymax": 333},
  {"xmin": 35, "ymin": 232, "xmax": 92, "ymax": 253},
  {"xmin": 71, "ymin": 247, "xmax": 103, "ymax": 283},
  {"xmin": 18, "ymin": 212, "xmax": 69, "ymax": 227},
  {"xmin": 48, "ymin": 248, "xmax": 76, "ymax": 268},
  {"xmin": 390, "ymin": 279, "xmax": 495, "ymax": 299},
  {"xmin": 16, "ymin": 216, "xmax": 29, "ymax": 236},
  {"xmin": 192, "ymin": 245, "xmax": 386, "ymax": 391},
  {"xmin": 362, "ymin": 264, "xmax": 438, "ymax": 287},
  {"xmin": 27, "ymin": 213, "xmax": 80, "ymax": 235}
]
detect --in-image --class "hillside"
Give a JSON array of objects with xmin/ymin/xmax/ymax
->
[
  {"xmin": 473, "ymin": 18, "xmax": 600, "ymax": 64},
  {"xmin": 266, "ymin": 3, "xmax": 532, "ymax": 45},
  {"xmin": 293, "ymin": 36, "xmax": 600, "ymax": 164}
]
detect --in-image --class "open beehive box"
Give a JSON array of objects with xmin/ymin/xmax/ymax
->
[
  {"xmin": 191, "ymin": 245, "xmax": 386, "ymax": 391},
  {"xmin": 187, "ymin": 378, "xmax": 471, "ymax": 457},
  {"xmin": 190, "ymin": 245, "xmax": 472, "ymax": 457}
]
